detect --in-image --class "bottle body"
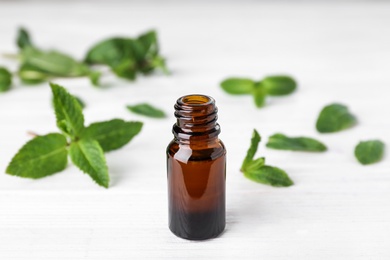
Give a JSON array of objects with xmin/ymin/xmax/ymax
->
[
  {"xmin": 167, "ymin": 139, "xmax": 226, "ymax": 240},
  {"xmin": 166, "ymin": 94, "xmax": 226, "ymax": 240}
]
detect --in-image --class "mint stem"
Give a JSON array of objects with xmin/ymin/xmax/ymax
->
[
  {"xmin": 2, "ymin": 53, "xmax": 20, "ymax": 60},
  {"xmin": 27, "ymin": 131, "xmax": 40, "ymax": 137}
]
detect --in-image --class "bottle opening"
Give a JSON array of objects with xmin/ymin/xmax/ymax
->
[
  {"xmin": 179, "ymin": 95, "xmax": 214, "ymax": 106},
  {"xmin": 173, "ymin": 94, "xmax": 220, "ymax": 142}
]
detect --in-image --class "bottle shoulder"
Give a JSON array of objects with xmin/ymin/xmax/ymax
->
[
  {"xmin": 167, "ymin": 139, "xmax": 226, "ymax": 163},
  {"xmin": 167, "ymin": 139, "xmax": 226, "ymax": 152}
]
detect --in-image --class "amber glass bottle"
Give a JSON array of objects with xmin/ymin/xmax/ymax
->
[{"xmin": 166, "ymin": 94, "xmax": 226, "ymax": 240}]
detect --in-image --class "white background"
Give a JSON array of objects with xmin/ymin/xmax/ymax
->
[{"xmin": 1, "ymin": 1, "xmax": 390, "ymax": 259}]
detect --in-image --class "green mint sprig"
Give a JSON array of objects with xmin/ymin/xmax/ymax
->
[
  {"xmin": 126, "ymin": 103, "xmax": 166, "ymax": 118},
  {"xmin": 220, "ymin": 75, "xmax": 297, "ymax": 108},
  {"xmin": 316, "ymin": 103, "xmax": 357, "ymax": 133},
  {"xmin": 85, "ymin": 30, "xmax": 168, "ymax": 80},
  {"xmin": 266, "ymin": 133, "xmax": 327, "ymax": 152},
  {"xmin": 0, "ymin": 67, "xmax": 12, "ymax": 92},
  {"xmin": 241, "ymin": 130, "xmax": 294, "ymax": 187},
  {"xmin": 0, "ymin": 27, "xmax": 168, "ymax": 93},
  {"xmin": 354, "ymin": 140, "xmax": 385, "ymax": 165},
  {"xmin": 6, "ymin": 83, "xmax": 143, "ymax": 188},
  {"xmin": 16, "ymin": 29, "xmax": 90, "ymax": 85}
]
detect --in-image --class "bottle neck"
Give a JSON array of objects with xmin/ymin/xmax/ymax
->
[{"xmin": 172, "ymin": 94, "xmax": 220, "ymax": 145}]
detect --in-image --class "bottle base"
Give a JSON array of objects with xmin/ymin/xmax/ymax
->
[{"xmin": 169, "ymin": 210, "xmax": 225, "ymax": 241}]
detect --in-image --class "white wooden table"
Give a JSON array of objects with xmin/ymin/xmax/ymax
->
[{"xmin": 1, "ymin": 1, "xmax": 390, "ymax": 259}]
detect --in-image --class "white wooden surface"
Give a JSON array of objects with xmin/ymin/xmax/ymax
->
[{"xmin": 1, "ymin": 1, "xmax": 390, "ymax": 259}]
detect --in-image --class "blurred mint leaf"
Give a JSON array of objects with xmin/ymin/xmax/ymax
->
[
  {"xmin": 241, "ymin": 129, "xmax": 293, "ymax": 187},
  {"xmin": 244, "ymin": 166, "xmax": 294, "ymax": 187},
  {"xmin": 220, "ymin": 75, "xmax": 297, "ymax": 108},
  {"xmin": 241, "ymin": 129, "xmax": 261, "ymax": 171},
  {"xmin": 0, "ymin": 67, "xmax": 12, "ymax": 92},
  {"xmin": 6, "ymin": 133, "xmax": 68, "ymax": 178},
  {"xmin": 355, "ymin": 140, "xmax": 385, "ymax": 165},
  {"xmin": 82, "ymin": 119, "xmax": 143, "ymax": 152},
  {"xmin": 17, "ymin": 27, "xmax": 33, "ymax": 49},
  {"xmin": 266, "ymin": 133, "xmax": 327, "ymax": 152},
  {"xmin": 316, "ymin": 103, "xmax": 357, "ymax": 133},
  {"xmin": 253, "ymin": 82, "xmax": 266, "ymax": 108},
  {"xmin": 220, "ymin": 78, "xmax": 255, "ymax": 95},
  {"xmin": 50, "ymin": 83, "xmax": 85, "ymax": 138},
  {"xmin": 262, "ymin": 75, "xmax": 297, "ymax": 96},
  {"xmin": 89, "ymin": 71, "xmax": 101, "ymax": 87},
  {"xmin": 127, "ymin": 103, "xmax": 166, "ymax": 118},
  {"xmin": 84, "ymin": 30, "xmax": 168, "ymax": 81},
  {"xmin": 112, "ymin": 59, "xmax": 136, "ymax": 80},
  {"xmin": 18, "ymin": 63, "xmax": 48, "ymax": 84},
  {"xmin": 20, "ymin": 47, "xmax": 89, "ymax": 77},
  {"xmin": 150, "ymin": 56, "xmax": 169, "ymax": 75},
  {"xmin": 9, "ymin": 27, "xmax": 167, "ymax": 90},
  {"xmin": 136, "ymin": 30, "xmax": 169, "ymax": 75},
  {"xmin": 69, "ymin": 139, "xmax": 109, "ymax": 188},
  {"xmin": 137, "ymin": 30, "xmax": 159, "ymax": 58},
  {"xmin": 85, "ymin": 38, "xmax": 135, "ymax": 66},
  {"xmin": 244, "ymin": 157, "xmax": 266, "ymax": 172}
]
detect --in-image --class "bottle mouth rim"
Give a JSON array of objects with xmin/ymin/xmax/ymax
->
[{"xmin": 177, "ymin": 94, "xmax": 214, "ymax": 107}]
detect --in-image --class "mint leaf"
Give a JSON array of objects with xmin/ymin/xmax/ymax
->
[
  {"xmin": 241, "ymin": 129, "xmax": 294, "ymax": 187},
  {"xmin": 84, "ymin": 37, "xmax": 137, "ymax": 80},
  {"xmin": 6, "ymin": 81, "xmax": 141, "ymax": 188},
  {"xmin": 85, "ymin": 38, "xmax": 135, "ymax": 66},
  {"xmin": 316, "ymin": 103, "xmax": 357, "ymax": 133},
  {"xmin": 266, "ymin": 133, "xmax": 327, "ymax": 152},
  {"xmin": 245, "ymin": 157, "xmax": 266, "ymax": 172},
  {"xmin": 241, "ymin": 129, "xmax": 261, "ymax": 171},
  {"xmin": 18, "ymin": 63, "xmax": 48, "ymax": 84},
  {"xmin": 262, "ymin": 75, "xmax": 297, "ymax": 96},
  {"xmin": 89, "ymin": 71, "xmax": 101, "ymax": 87},
  {"xmin": 220, "ymin": 78, "xmax": 255, "ymax": 95},
  {"xmin": 69, "ymin": 139, "xmax": 109, "ymax": 188},
  {"xmin": 244, "ymin": 166, "xmax": 294, "ymax": 187},
  {"xmin": 84, "ymin": 31, "xmax": 167, "ymax": 79},
  {"xmin": 112, "ymin": 59, "xmax": 137, "ymax": 80},
  {"xmin": 17, "ymin": 27, "xmax": 33, "ymax": 49},
  {"xmin": 74, "ymin": 96, "xmax": 86, "ymax": 109},
  {"xmin": 82, "ymin": 119, "xmax": 142, "ymax": 152},
  {"xmin": 21, "ymin": 47, "xmax": 89, "ymax": 77},
  {"xmin": 0, "ymin": 67, "xmax": 12, "ymax": 92},
  {"xmin": 8, "ymin": 28, "xmax": 168, "ymax": 91},
  {"xmin": 134, "ymin": 31, "xmax": 158, "ymax": 66},
  {"xmin": 220, "ymin": 75, "xmax": 297, "ymax": 109},
  {"xmin": 6, "ymin": 133, "xmax": 68, "ymax": 178},
  {"xmin": 135, "ymin": 30, "xmax": 169, "ymax": 75},
  {"xmin": 127, "ymin": 103, "xmax": 166, "ymax": 118},
  {"xmin": 354, "ymin": 140, "xmax": 385, "ymax": 165},
  {"xmin": 51, "ymin": 95, "xmax": 85, "ymax": 110},
  {"xmin": 137, "ymin": 30, "xmax": 159, "ymax": 58},
  {"xmin": 253, "ymin": 82, "xmax": 266, "ymax": 108},
  {"xmin": 150, "ymin": 56, "xmax": 169, "ymax": 75},
  {"xmin": 50, "ymin": 83, "xmax": 85, "ymax": 138}
]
